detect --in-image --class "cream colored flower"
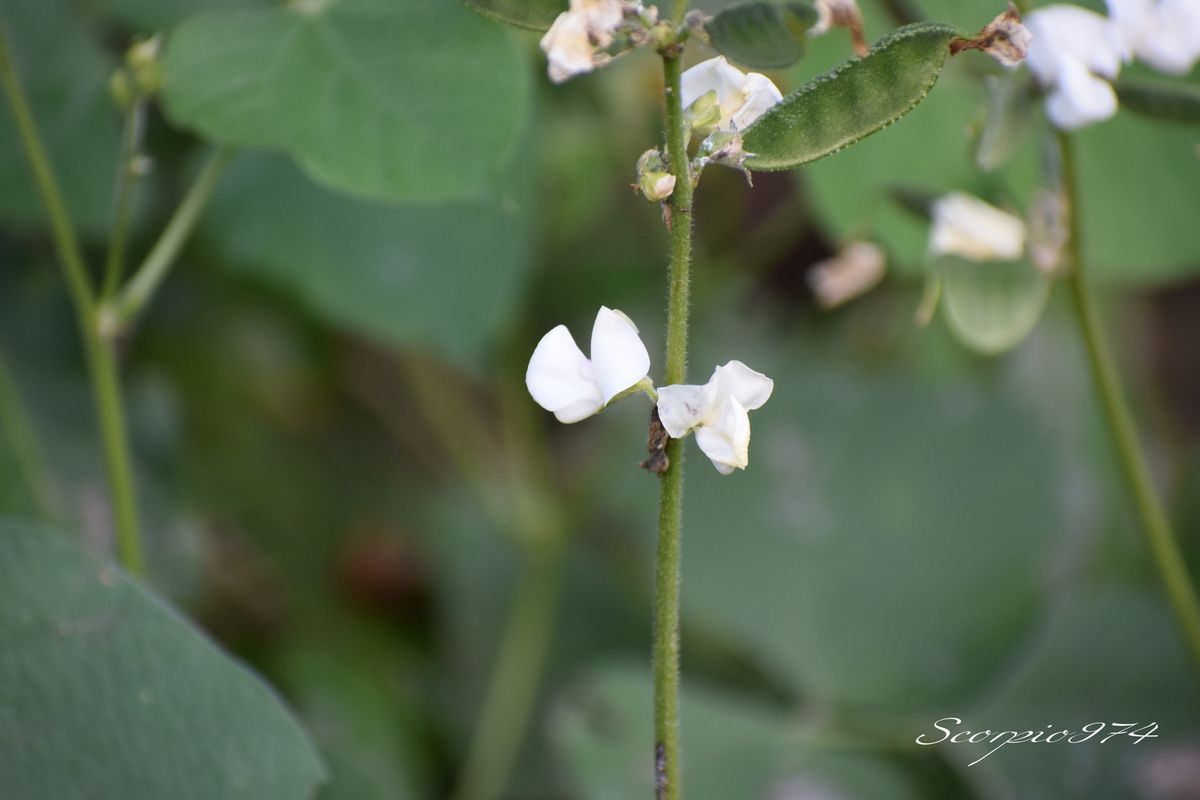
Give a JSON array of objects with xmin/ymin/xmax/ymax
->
[
  {"xmin": 656, "ymin": 361, "xmax": 774, "ymax": 474},
  {"xmin": 929, "ymin": 193, "xmax": 1026, "ymax": 262},
  {"xmin": 808, "ymin": 241, "xmax": 887, "ymax": 309},
  {"xmin": 680, "ymin": 56, "xmax": 783, "ymax": 133},
  {"xmin": 1025, "ymin": 5, "xmax": 1127, "ymax": 129},
  {"xmin": 539, "ymin": 0, "xmax": 629, "ymax": 83}
]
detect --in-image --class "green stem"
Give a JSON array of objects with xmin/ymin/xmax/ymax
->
[
  {"xmin": 111, "ymin": 146, "xmax": 233, "ymax": 326},
  {"xmin": 0, "ymin": 31, "xmax": 145, "ymax": 575},
  {"xmin": 1057, "ymin": 132, "xmax": 1200, "ymax": 671},
  {"xmin": 451, "ymin": 536, "xmax": 565, "ymax": 800},
  {"xmin": 102, "ymin": 98, "xmax": 147, "ymax": 299},
  {"xmin": 0, "ymin": 347, "xmax": 58, "ymax": 516},
  {"xmin": 653, "ymin": 29, "xmax": 694, "ymax": 800}
]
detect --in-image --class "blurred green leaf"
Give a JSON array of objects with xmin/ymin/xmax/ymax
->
[
  {"xmin": 465, "ymin": 0, "xmax": 566, "ymax": 31},
  {"xmin": 553, "ymin": 666, "xmax": 930, "ymax": 799},
  {"xmin": 162, "ymin": 0, "xmax": 532, "ymax": 203},
  {"xmin": 950, "ymin": 587, "xmax": 1200, "ymax": 799},
  {"xmin": 704, "ymin": 0, "xmax": 818, "ymax": 70},
  {"xmin": 938, "ymin": 256, "xmax": 1051, "ymax": 355},
  {"xmin": 0, "ymin": 0, "xmax": 121, "ymax": 236},
  {"xmin": 974, "ymin": 73, "xmax": 1037, "ymax": 172},
  {"xmin": 1115, "ymin": 78, "xmax": 1200, "ymax": 125},
  {"xmin": 744, "ymin": 22, "xmax": 959, "ymax": 170},
  {"xmin": 94, "ymin": 0, "xmax": 268, "ymax": 32},
  {"xmin": 0, "ymin": 519, "xmax": 326, "ymax": 799},
  {"xmin": 200, "ymin": 153, "xmax": 533, "ymax": 367}
]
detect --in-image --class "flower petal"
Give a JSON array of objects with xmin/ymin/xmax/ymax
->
[
  {"xmin": 929, "ymin": 192, "xmax": 1027, "ymax": 261},
  {"xmin": 694, "ymin": 397, "xmax": 752, "ymax": 473},
  {"xmin": 681, "ymin": 56, "xmax": 748, "ymax": 124},
  {"xmin": 656, "ymin": 382, "xmax": 718, "ymax": 438},
  {"xmin": 712, "ymin": 361, "xmax": 774, "ymax": 412},
  {"xmin": 590, "ymin": 306, "xmax": 651, "ymax": 404},
  {"xmin": 526, "ymin": 325, "xmax": 603, "ymax": 421},
  {"xmin": 730, "ymin": 72, "xmax": 783, "ymax": 131},
  {"xmin": 1044, "ymin": 62, "xmax": 1118, "ymax": 130},
  {"xmin": 540, "ymin": 12, "xmax": 598, "ymax": 84}
]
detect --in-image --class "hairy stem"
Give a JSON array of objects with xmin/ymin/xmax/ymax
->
[
  {"xmin": 653, "ymin": 23, "xmax": 694, "ymax": 799},
  {"xmin": 111, "ymin": 146, "xmax": 233, "ymax": 326},
  {"xmin": 1058, "ymin": 132, "xmax": 1200, "ymax": 671},
  {"xmin": 0, "ymin": 32, "xmax": 145, "ymax": 575},
  {"xmin": 102, "ymin": 98, "xmax": 147, "ymax": 299}
]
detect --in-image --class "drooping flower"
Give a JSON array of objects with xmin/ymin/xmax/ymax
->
[
  {"xmin": 950, "ymin": 5, "xmax": 1034, "ymax": 67},
  {"xmin": 1107, "ymin": 0, "xmax": 1200, "ymax": 75},
  {"xmin": 680, "ymin": 56, "xmax": 783, "ymax": 133},
  {"xmin": 656, "ymin": 361, "xmax": 774, "ymax": 474},
  {"xmin": 1025, "ymin": 5, "xmax": 1127, "ymax": 129},
  {"xmin": 808, "ymin": 241, "xmax": 887, "ymax": 309},
  {"xmin": 526, "ymin": 307, "xmax": 651, "ymax": 423},
  {"xmin": 540, "ymin": 0, "xmax": 630, "ymax": 83},
  {"xmin": 929, "ymin": 193, "xmax": 1027, "ymax": 262},
  {"xmin": 812, "ymin": 0, "xmax": 869, "ymax": 54}
]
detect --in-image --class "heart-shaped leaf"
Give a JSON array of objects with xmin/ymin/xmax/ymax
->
[
  {"xmin": 0, "ymin": 519, "xmax": 326, "ymax": 799},
  {"xmin": 744, "ymin": 22, "xmax": 960, "ymax": 170},
  {"xmin": 465, "ymin": 0, "xmax": 566, "ymax": 31},
  {"xmin": 161, "ymin": 0, "xmax": 532, "ymax": 204},
  {"xmin": 704, "ymin": 0, "xmax": 819, "ymax": 70},
  {"xmin": 937, "ymin": 256, "xmax": 1051, "ymax": 355}
]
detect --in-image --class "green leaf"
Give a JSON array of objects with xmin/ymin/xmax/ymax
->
[
  {"xmin": 704, "ymin": 0, "xmax": 819, "ymax": 70},
  {"xmin": 0, "ymin": 0, "xmax": 122, "ymax": 236},
  {"xmin": 937, "ymin": 256, "xmax": 1051, "ymax": 355},
  {"xmin": 0, "ymin": 519, "xmax": 326, "ymax": 799},
  {"xmin": 554, "ymin": 666, "xmax": 930, "ymax": 799},
  {"xmin": 200, "ymin": 154, "xmax": 533, "ymax": 367},
  {"xmin": 94, "ymin": 0, "xmax": 269, "ymax": 32},
  {"xmin": 744, "ymin": 22, "xmax": 960, "ymax": 170},
  {"xmin": 161, "ymin": 0, "xmax": 532, "ymax": 204},
  {"xmin": 465, "ymin": 0, "xmax": 566, "ymax": 31},
  {"xmin": 974, "ymin": 73, "xmax": 1037, "ymax": 171},
  {"xmin": 1115, "ymin": 77, "xmax": 1200, "ymax": 125}
]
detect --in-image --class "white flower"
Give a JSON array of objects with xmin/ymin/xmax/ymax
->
[
  {"xmin": 808, "ymin": 241, "xmax": 887, "ymax": 309},
  {"xmin": 929, "ymin": 193, "xmax": 1027, "ymax": 262},
  {"xmin": 656, "ymin": 361, "xmax": 774, "ymax": 474},
  {"xmin": 1025, "ymin": 5, "xmax": 1127, "ymax": 129},
  {"xmin": 680, "ymin": 56, "xmax": 783, "ymax": 132},
  {"xmin": 526, "ymin": 307, "xmax": 651, "ymax": 423},
  {"xmin": 1107, "ymin": 0, "xmax": 1200, "ymax": 74},
  {"xmin": 539, "ymin": 0, "xmax": 628, "ymax": 83}
]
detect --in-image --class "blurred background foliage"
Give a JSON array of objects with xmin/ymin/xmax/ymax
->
[{"xmin": 1, "ymin": 0, "xmax": 1199, "ymax": 798}]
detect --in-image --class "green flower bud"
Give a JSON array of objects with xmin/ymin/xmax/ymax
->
[{"xmin": 635, "ymin": 148, "xmax": 676, "ymax": 202}]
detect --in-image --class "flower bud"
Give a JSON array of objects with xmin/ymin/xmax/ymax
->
[
  {"xmin": 636, "ymin": 148, "xmax": 676, "ymax": 202},
  {"xmin": 951, "ymin": 4, "xmax": 1033, "ymax": 67},
  {"xmin": 126, "ymin": 35, "xmax": 164, "ymax": 95},
  {"xmin": 686, "ymin": 90, "xmax": 723, "ymax": 135},
  {"xmin": 108, "ymin": 69, "xmax": 133, "ymax": 110}
]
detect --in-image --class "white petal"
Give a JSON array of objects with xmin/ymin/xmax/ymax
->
[
  {"xmin": 712, "ymin": 361, "xmax": 774, "ymax": 412},
  {"xmin": 590, "ymin": 306, "xmax": 651, "ymax": 404},
  {"xmin": 1026, "ymin": 5, "xmax": 1126, "ymax": 86},
  {"xmin": 680, "ymin": 56, "xmax": 748, "ymax": 125},
  {"xmin": 656, "ymin": 382, "xmax": 718, "ymax": 438},
  {"xmin": 1135, "ymin": 0, "xmax": 1200, "ymax": 73},
  {"xmin": 540, "ymin": 12, "xmax": 597, "ymax": 84},
  {"xmin": 808, "ymin": 241, "xmax": 887, "ymax": 309},
  {"xmin": 526, "ymin": 325, "xmax": 603, "ymax": 421},
  {"xmin": 1045, "ymin": 62, "xmax": 1119, "ymax": 130},
  {"xmin": 695, "ymin": 397, "xmax": 752, "ymax": 473},
  {"xmin": 571, "ymin": 0, "xmax": 625, "ymax": 45},
  {"xmin": 730, "ymin": 72, "xmax": 784, "ymax": 131},
  {"xmin": 929, "ymin": 192, "xmax": 1027, "ymax": 262}
]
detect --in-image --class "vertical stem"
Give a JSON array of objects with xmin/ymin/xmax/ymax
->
[
  {"xmin": 0, "ymin": 32, "xmax": 145, "ymax": 575},
  {"xmin": 654, "ymin": 16, "xmax": 693, "ymax": 797},
  {"xmin": 1057, "ymin": 132, "xmax": 1200, "ymax": 671},
  {"xmin": 451, "ymin": 536, "xmax": 565, "ymax": 800},
  {"xmin": 102, "ymin": 98, "xmax": 148, "ymax": 299}
]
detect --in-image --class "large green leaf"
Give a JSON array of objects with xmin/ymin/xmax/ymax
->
[
  {"xmin": 0, "ymin": 519, "xmax": 326, "ymax": 798},
  {"xmin": 704, "ymin": 0, "xmax": 819, "ymax": 70},
  {"xmin": 465, "ymin": 0, "xmax": 566, "ymax": 31},
  {"xmin": 938, "ymin": 255, "xmax": 1052, "ymax": 355},
  {"xmin": 94, "ymin": 0, "xmax": 269, "ymax": 32},
  {"xmin": 744, "ymin": 22, "xmax": 960, "ymax": 170},
  {"xmin": 554, "ymin": 666, "xmax": 930, "ymax": 799},
  {"xmin": 0, "ymin": 0, "xmax": 122, "ymax": 236},
  {"xmin": 161, "ymin": 0, "xmax": 532, "ymax": 204},
  {"xmin": 200, "ymin": 154, "xmax": 533, "ymax": 367}
]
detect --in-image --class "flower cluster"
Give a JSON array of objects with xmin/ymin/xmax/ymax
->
[
  {"xmin": 526, "ymin": 308, "xmax": 774, "ymax": 474},
  {"xmin": 1026, "ymin": 0, "xmax": 1200, "ymax": 130},
  {"xmin": 539, "ymin": 0, "xmax": 659, "ymax": 83}
]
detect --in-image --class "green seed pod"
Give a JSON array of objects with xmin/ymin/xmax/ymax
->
[
  {"xmin": 743, "ymin": 22, "xmax": 961, "ymax": 171},
  {"xmin": 1115, "ymin": 78, "xmax": 1200, "ymax": 125}
]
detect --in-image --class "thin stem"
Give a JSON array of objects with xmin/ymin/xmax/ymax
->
[
  {"xmin": 653, "ymin": 36, "xmax": 694, "ymax": 800},
  {"xmin": 111, "ymin": 146, "xmax": 233, "ymax": 326},
  {"xmin": 451, "ymin": 536, "xmax": 565, "ymax": 800},
  {"xmin": 102, "ymin": 98, "xmax": 147, "ymax": 299},
  {"xmin": 0, "ymin": 346, "xmax": 58, "ymax": 516},
  {"xmin": 0, "ymin": 31, "xmax": 145, "ymax": 575},
  {"xmin": 1057, "ymin": 132, "xmax": 1200, "ymax": 671}
]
